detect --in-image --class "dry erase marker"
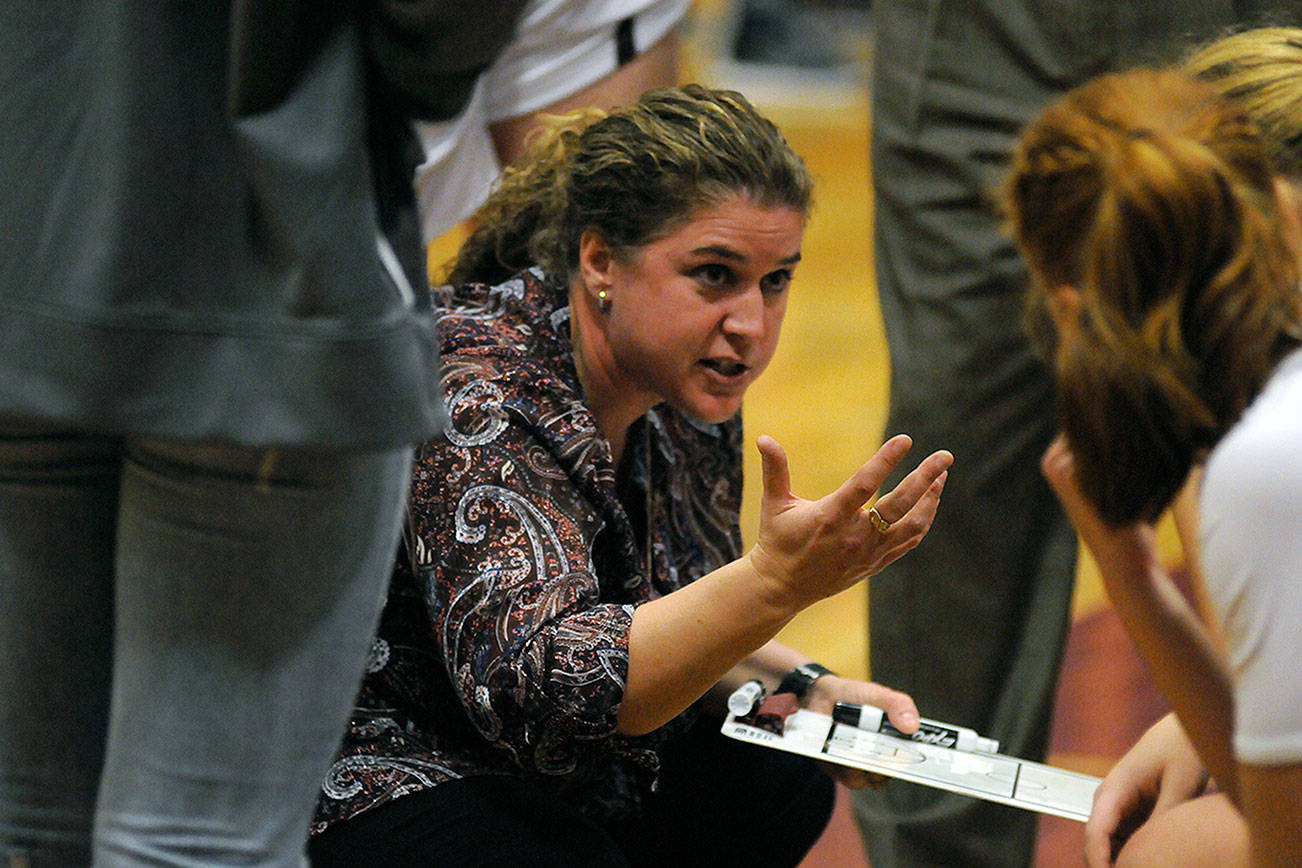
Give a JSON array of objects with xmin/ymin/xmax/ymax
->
[
  {"xmin": 728, "ymin": 680, "xmax": 767, "ymax": 716},
  {"xmin": 832, "ymin": 701, "xmax": 1000, "ymax": 753}
]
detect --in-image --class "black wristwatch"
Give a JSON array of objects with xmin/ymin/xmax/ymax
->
[{"xmin": 776, "ymin": 662, "xmax": 835, "ymax": 699}]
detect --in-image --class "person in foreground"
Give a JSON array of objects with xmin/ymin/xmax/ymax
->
[
  {"xmin": 0, "ymin": 2, "xmax": 533, "ymax": 863},
  {"xmin": 309, "ymin": 84, "xmax": 953, "ymax": 866},
  {"xmin": 1004, "ymin": 61, "xmax": 1302, "ymax": 866},
  {"xmin": 1079, "ymin": 28, "xmax": 1302, "ymax": 868},
  {"xmin": 852, "ymin": 7, "xmax": 1301, "ymax": 865}
]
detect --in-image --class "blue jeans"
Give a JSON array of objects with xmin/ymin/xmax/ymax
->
[{"xmin": 0, "ymin": 422, "xmax": 412, "ymax": 866}]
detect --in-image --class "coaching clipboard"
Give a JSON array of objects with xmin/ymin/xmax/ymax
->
[{"xmin": 722, "ymin": 709, "xmax": 1100, "ymax": 822}]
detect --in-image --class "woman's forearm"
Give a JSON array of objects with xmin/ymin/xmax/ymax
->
[
  {"xmin": 618, "ymin": 434, "xmax": 951, "ymax": 736},
  {"xmin": 700, "ymin": 639, "xmax": 818, "ymax": 713},
  {"xmin": 619, "ymin": 555, "xmax": 804, "ymax": 735},
  {"xmin": 1103, "ymin": 558, "xmax": 1238, "ymax": 803},
  {"xmin": 1043, "ymin": 440, "xmax": 1237, "ymax": 802}
]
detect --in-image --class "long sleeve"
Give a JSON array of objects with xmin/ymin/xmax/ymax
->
[
  {"xmin": 410, "ymin": 353, "xmax": 637, "ymax": 776},
  {"xmin": 315, "ymin": 271, "xmax": 743, "ymax": 830}
]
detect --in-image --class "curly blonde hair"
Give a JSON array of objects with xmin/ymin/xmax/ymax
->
[{"xmin": 1185, "ymin": 26, "xmax": 1302, "ymax": 180}]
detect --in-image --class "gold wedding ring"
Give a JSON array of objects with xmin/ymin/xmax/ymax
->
[{"xmin": 867, "ymin": 506, "xmax": 891, "ymax": 534}]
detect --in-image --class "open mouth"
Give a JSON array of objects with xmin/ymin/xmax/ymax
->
[{"xmin": 701, "ymin": 358, "xmax": 749, "ymax": 377}]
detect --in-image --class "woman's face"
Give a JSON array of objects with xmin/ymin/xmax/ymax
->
[{"xmin": 598, "ymin": 197, "xmax": 804, "ymax": 424}]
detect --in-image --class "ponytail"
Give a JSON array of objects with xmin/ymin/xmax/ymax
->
[
  {"xmin": 1005, "ymin": 68, "xmax": 1301, "ymax": 524},
  {"xmin": 447, "ymin": 108, "xmax": 603, "ymax": 286}
]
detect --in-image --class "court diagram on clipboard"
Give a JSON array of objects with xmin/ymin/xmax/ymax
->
[{"xmin": 722, "ymin": 709, "xmax": 1100, "ymax": 822}]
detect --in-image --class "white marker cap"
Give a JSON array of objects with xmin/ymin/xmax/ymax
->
[{"xmin": 727, "ymin": 680, "xmax": 766, "ymax": 716}]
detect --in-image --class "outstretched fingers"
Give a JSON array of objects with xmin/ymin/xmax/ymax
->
[
  {"xmin": 871, "ymin": 469, "xmax": 949, "ymax": 560},
  {"xmin": 826, "ymin": 434, "xmax": 915, "ymax": 516},
  {"xmin": 867, "ymin": 447, "xmax": 954, "ymax": 530},
  {"xmin": 756, "ymin": 434, "xmax": 793, "ymax": 506},
  {"xmin": 750, "ymin": 433, "xmax": 953, "ymax": 596}
]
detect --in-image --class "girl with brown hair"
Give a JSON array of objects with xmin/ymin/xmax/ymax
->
[{"xmin": 1005, "ymin": 56, "xmax": 1302, "ymax": 866}]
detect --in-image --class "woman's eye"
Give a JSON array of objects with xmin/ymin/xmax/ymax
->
[
  {"xmin": 694, "ymin": 264, "xmax": 731, "ymax": 287},
  {"xmin": 761, "ymin": 270, "xmax": 793, "ymax": 295}
]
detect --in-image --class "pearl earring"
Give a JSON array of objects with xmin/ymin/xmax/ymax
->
[{"xmin": 597, "ymin": 289, "xmax": 611, "ymax": 313}]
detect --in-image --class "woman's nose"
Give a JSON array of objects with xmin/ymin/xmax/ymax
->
[{"xmin": 722, "ymin": 286, "xmax": 766, "ymax": 338}]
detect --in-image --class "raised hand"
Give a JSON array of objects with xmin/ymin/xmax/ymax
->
[{"xmin": 746, "ymin": 433, "xmax": 952, "ymax": 609}]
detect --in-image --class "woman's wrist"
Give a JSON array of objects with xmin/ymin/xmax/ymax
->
[
  {"xmin": 776, "ymin": 662, "xmax": 836, "ymax": 699},
  {"xmin": 740, "ymin": 546, "xmax": 820, "ymax": 616}
]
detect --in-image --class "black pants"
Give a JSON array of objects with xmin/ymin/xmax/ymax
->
[{"xmin": 309, "ymin": 716, "xmax": 834, "ymax": 867}]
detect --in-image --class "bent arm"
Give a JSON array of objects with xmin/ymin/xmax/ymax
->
[
  {"xmin": 489, "ymin": 27, "xmax": 681, "ymax": 167},
  {"xmin": 1099, "ymin": 540, "xmax": 1237, "ymax": 803},
  {"xmin": 619, "ymin": 434, "xmax": 950, "ymax": 734},
  {"xmin": 623, "ymin": 556, "xmax": 801, "ymax": 734},
  {"xmin": 1041, "ymin": 438, "xmax": 1237, "ymax": 802}
]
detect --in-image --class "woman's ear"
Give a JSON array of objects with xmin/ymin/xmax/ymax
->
[
  {"xmin": 1047, "ymin": 284, "xmax": 1083, "ymax": 332},
  {"xmin": 578, "ymin": 229, "xmax": 613, "ymax": 305}
]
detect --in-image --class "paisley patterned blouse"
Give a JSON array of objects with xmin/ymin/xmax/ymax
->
[{"xmin": 313, "ymin": 268, "xmax": 744, "ymax": 832}]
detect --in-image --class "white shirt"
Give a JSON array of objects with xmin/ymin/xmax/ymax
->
[
  {"xmin": 413, "ymin": 0, "xmax": 690, "ymax": 241},
  {"xmin": 1201, "ymin": 346, "xmax": 1302, "ymax": 765}
]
